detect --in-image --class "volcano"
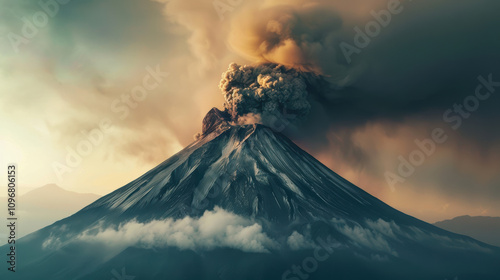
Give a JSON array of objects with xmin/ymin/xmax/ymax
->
[{"xmin": 2, "ymin": 108, "xmax": 500, "ymax": 280}]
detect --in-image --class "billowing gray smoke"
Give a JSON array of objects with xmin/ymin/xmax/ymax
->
[{"xmin": 219, "ymin": 63, "xmax": 312, "ymax": 126}]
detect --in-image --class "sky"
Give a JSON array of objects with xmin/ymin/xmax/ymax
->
[{"xmin": 0, "ymin": 0, "xmax": 499, "ymax": 223}]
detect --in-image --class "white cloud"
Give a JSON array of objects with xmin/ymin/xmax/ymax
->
[
  {"xmin": 287, "ymin": 231, "xmax": 316, "ymax": 250},
  {"xmin": 365, "ymin": 219, "xmax": 401, "ymax": 239},
  {"xmin": 332, "ymin": 218, "xmax": 398, "ymax": 256},
  {"xmin": 73, "ymin": 207, "xmax": 278, "ymax": 253},
  {"xmin": 42, "ymin": 233, "xmax": 63, "ymax": 250}
]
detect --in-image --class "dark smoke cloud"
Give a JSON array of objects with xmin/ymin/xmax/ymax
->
[
  {"xmin": 293, "ymin": 0, "xmax": 500, "ymax": 152},
  {"xmin": 222, "ymin": 0, "xmax": 500, "ymax": 146},
  {"xmin": 219, "ymin": 63, "xmax": 311, "ymax": 126}
]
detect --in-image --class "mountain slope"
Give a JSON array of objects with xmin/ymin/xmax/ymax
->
[
  {"xmin": 2, "ymin": 109, "xmax": 499, "ymax": 280},
  {"xmin": 84, "ymin": 122, "xmax": 407, "ymax": 223}
]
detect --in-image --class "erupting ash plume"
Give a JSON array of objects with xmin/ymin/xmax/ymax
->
[
  {"xmin": 228, "ymin": 3, "xmax": 356, "ymax": 86},
  {"xmin": 219, "ymin": 63, "xmax": 312, "ymax": 126}
]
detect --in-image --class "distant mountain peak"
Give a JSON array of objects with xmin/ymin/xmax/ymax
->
[
  {"xmin": 23, "ymin": 184, "xmax": 100, "ymax": 200},
  {"xmin": 23, "ymin": 184, "xmax": 66, "ymax": 197},
  {"xmin": 40, "ymin": 183, "xmax": 63, "ymax": 190},
  {"xmin": 434, "ymin": 215, "xmax": 500, "ymax": 247}
]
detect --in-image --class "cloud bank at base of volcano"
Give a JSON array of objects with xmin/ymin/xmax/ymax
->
[
  {"xmin": 54, "ymin": 212, "xmax": 491, "ymax": 257},
  {"xmin": 70, "ymin": 207, "xmax": 279, "ymax": 253}
]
